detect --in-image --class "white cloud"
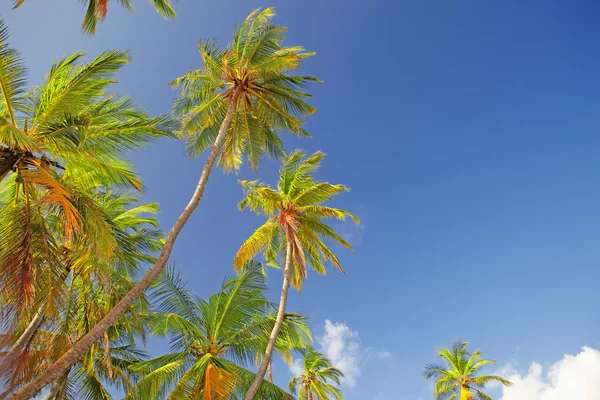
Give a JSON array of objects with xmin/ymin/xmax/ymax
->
[
  {"xmin": 288, "ymin": 320, "xmax": 392, "ymax": 389},
  {"xmin": 500, "ymin": 346, "xmax": 600, "ymax": 400},
  {"xmin": 319, "ymin": 320, "xmax": 362, "ymax": 387},
  {"xmin": 289, "ymin": 358, "xmax": 303, "ymax": 377}
]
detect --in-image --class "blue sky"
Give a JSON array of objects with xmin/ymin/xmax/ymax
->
[{"xmin": 4, "ymin": 0, "xmax": 600, "ymax": 398}]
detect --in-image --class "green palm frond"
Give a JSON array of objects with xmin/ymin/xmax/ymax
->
[{"xmin": 0, "ymin": 21, "xmax": 26, "ymax": 127}]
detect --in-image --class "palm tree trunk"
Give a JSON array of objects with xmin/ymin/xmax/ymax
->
[
  {"xmin": 9, "ymin": 89, "xmax": 242, "ymax": 400},
  {"xmin": 267, "ymin": 359, "xmax": 273, "ymax": 383},
  {"xmin": 460, "ymin": 386, "xmax": 473, "ymax": 400},
  {"xmin": 243, "ymin": 241, "xmax": 293, "ymax": 400},
  {"xmin": 44, "ymin": 369, "xmax": 70, "ymax": 400},
  {"xmin": 0, "ymin": 310, "xmax": 44, "ymax": 374}
]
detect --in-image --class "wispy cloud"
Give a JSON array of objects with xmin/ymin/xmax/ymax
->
[
  {"xmin": 339, "ymin": 222, "xmax": 365, "ymax": 247},
  {"xmin": 335, "ymin": 204, "xmax": 367, "ymax": 247}
]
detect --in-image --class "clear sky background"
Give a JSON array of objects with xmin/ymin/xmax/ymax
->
[{"xmin": 4, "ymin": 1, "xmax": 600, "ymax": 399}]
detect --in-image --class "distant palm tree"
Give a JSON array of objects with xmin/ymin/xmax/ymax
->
[
  {"xmin": 125, "ymin": 262, "xmax": 310, "ymax": 400},
  {"xmin": 424, "ymin": 341, "xmax": 511, "ymax": 400},
  {"xmin": 12, "ymin": 8, "xmax": 319, "ymax": 399},
  {"xmin": 234, "ymin": 150, "xmax": 358, "ymax": 400},
  {"xmin": 289, "ymin": 349, "xmax": 344, "ymax": 400},
  {"xmin": 11, "ymin": 0, "xmax": 177, "ymax": 35}
]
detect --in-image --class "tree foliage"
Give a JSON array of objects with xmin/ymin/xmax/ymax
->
[
  {"xmin": 289, "ymin": 349, "xmax": 344, "ymax": 400},
  {"xmin": 172, "ymin": 7, "xmax": 320, "ymax": 172},
  {"xmin": 11, "ymin": 0, "xmax": 177, "ymax": 35},
  {"xmin": 1, "ymin": 192, "xmax": 164, "ymax": 399},
  {"xmin": 0, "ymin": 19, "xmax": 173, "ymax": 319},
  {"xmin": 125, "ymin": 262, "xmax": 310, "ymax": 399},
  {"xmin": 235, "ymin": 150, "xmax": 359, "ymax": 288},
  {"xmin": 424, "ymin": 341, "xmax": 512, "ymax": 400}
]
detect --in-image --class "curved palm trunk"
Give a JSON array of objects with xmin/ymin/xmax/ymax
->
[
  {"xmin": 44, "ymin": 369, "xmax": 70, "ymax": 400},
  {"xmin": 243, "ymin": 241, "xmax": 293, "ymax": 400},
  {"xmin": 9, "ymin": 89, "xmax": 241, "ymax": 400},
  {"xmin": 0, "ymin": 310, "xmax": 44, "ymax": 374}
]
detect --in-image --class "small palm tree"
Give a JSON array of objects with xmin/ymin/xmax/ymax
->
[
  {"xmin": 424, "ymin": 341, "xmax": 511, "ymax": 400},
  {"xmin": 289, "ymin": 349, "xmax": 344, "ymax": 400},
  {"xmin": 234, "ymin": 150, "xmax": 358, "ymax": 400},
  {"xmin": 11, "ymin": 0, "xmax": 177, "ymax": 35},
  {"xmin": 12, "ymin": 9, "xmax": 320, "ymax": 399},
  {"xmin": 125, "ymin": 262, "xmax": 310, "ymax": 400}
]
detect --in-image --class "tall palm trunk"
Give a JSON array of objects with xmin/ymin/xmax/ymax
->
[
  {"xmin": 267, "ymin": 360, "xmax": 273, "ymax": 382},
  {"xmin": 0, "ymin": 310, "xmax": 44, "ymax": 374},
  {"xmin": 243, "ymin": 241, "xmax": 293, "ymax": 400},
  {"xmin": 9, "ymin": 89, "xmax": 241, "ymax": 400}
]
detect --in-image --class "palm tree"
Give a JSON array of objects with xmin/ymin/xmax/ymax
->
[
  {"xmin": 29, "ymin": 268, "xmax": 150, "ymax": 400},
  {"xmin": 125, "ymin": 262, "xmax": 310, "ymax": 400},
  {"xmin": 289, "ymin": 349, "xmax": 344, "ymax": 400},
  {"xmin": 234, "ymin": 150, "xmax": 358, "ymax": 400},
  {"xmin": 424, "ymin": 341, "xmax": 512, "ymax": 400},
  {"xmin": 0, "ymin": 20, "xmax": 173, "ymax": 319},
  {"xmin": 0, "ymin": 192, "xmax": 163, "ymax": 398},
  {"xmin": 10, "ymin": 8, "xmax": 319, "ymax": 399},
  {"xmin": 11, "ymin": 0, "xmax": 177, "ymax": 35}
]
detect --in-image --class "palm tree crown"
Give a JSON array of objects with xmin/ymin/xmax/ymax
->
[
  {"xmin": 11, "ymin": 0, "xmax": 177, "ymax": 35},
  {"xmin": 172, "ymin": 7, "xmax": 320, "ymax": 172},
  {"xmin": 126, "ymin": 262, "xmax": 311, "ymax": 399},
  {"xmin": 234, "ymin": 150, "xmax": 359, "ymax": 288},
  {"xmin": 289, "ymin": 349, "xmax": 344, "ymax": 400},
  {"xmin": 424, "ymin": 341, "xmax": 512, "ymax": 400}
]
